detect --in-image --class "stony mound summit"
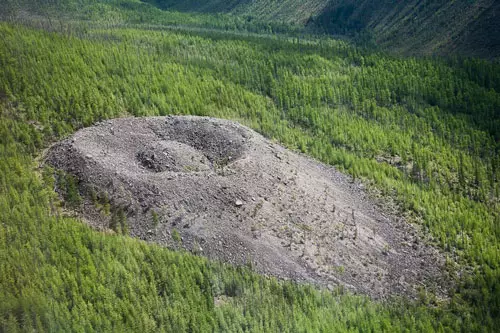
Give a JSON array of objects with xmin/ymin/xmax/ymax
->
[{"xmin": 46, "ymin": 116, "xmax": 448, "ymax": 298}]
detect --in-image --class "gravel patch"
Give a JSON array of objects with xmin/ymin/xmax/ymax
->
[{"xmin": 46, "ymin": 116, "xmax": 449, "ymax": 299}]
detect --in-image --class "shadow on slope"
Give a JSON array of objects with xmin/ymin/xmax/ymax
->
[{"xmin": 307, "ymin": 0, "xmax": 500, "ymax": 58}]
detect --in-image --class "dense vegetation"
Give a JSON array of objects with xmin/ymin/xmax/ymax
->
[
  {"xmin": 4, "ymin": 0, "xmax": 500, "ymax": 58},
  {"xmin": 0, "ymin": 0, "xmax": 500, "ymax": 59},
  {"xmin": 142, "ymin": 0, "xmax": 500, "ymax": 58},
  {"xmin": 310, "ymin": 0, "xmax": 500, "ymax": 58},
  {"xmin": 1, "ymin": 0, "xmax": 499, "ymax": 331},
  {"xmin": 143, "ymin": 0, "xmax": 327, "ymax": 24}
]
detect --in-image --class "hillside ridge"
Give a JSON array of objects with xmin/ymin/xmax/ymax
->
[{"xmin": 144, "ymin": 0, "xmax": 500, "ymax": 57}]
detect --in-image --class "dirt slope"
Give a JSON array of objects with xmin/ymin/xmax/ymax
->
[{"xmin": 46, "ymin": 116, "xmax": 448, "ymax": 299}]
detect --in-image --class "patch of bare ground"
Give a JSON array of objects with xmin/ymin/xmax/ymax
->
[{"xmin": 46, "ymin": 116, "xmax": 449, "ymax": 299}]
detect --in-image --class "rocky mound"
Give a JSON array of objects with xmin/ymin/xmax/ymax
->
[{"xmin": 46, "ymin": 116, "xmax": 448, "ymax": 299}]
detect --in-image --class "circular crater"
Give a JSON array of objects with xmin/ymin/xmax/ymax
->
[
  {"xmin": 157, "ymin": 117, "xmax": 249, "ymax": 167},
  {"xmin": 44, "ymin": 116, "xmax": 450, "ymax": 300},
  {"xmin": 137, "ymin": 141, "xmax": 211, "ymax": 173}
]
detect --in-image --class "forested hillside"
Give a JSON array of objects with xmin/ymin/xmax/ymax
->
[
  {"xmin": 311, "ymin": 0, "xmax": 500, "ymax": 58},
  {"xmin": 143, "ymin": 0, "xmax": 500, "ymax": 58},
  {"xmin": 1, "ymin": 0, "xmax": 499, "ymax": 331},
  {"xmin": 4, "ymin": 0, "xmax": 500, "ymax": 57},
  {"xmin": 143, "ymin": 0, "xmax": 328, "ymax": 24}
]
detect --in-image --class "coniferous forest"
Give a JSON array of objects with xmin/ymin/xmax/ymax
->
[{"xmin": 1, "ymin": 0, "xmax": 499, "ymax": 331}]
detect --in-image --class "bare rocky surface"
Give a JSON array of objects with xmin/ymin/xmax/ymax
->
[{"xmin": 46, "ymin": 116, "xmax": 449, "ymax": 299}]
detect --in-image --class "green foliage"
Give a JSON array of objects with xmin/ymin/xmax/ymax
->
[
  {"xmin": 147, "ymin": 0, "xmax": 500, "ymax": 57},
  {"xmin": 144, "ymin": 0, "xmax": 328, "ymax": 24},
  {"xmin": 63, "ymin": 173, "xmax": 82, "ymax": 208},
  {"xmin": 3, "ymin": 0, "xmax": 499, "ymax": 57},
  {"xmin": 109, "ymin": 206, "xmax": 127, "ymax": 234},
  {"xmin": 117, "ymin": 207, "xmax": 128, "ymax": 235},
  {"xmin": 99, "ymin": 191, "xmax": 111, "ymax": 216},
  {"xmin": 308, "ymin": 0, "xmax": 500, "ymax": 57},
  {"xmin": 0, "ymin": 2, "xmax": 499, "ymax": 331},
  {"xmin": 171, "ymin": 229, "xmax": 181, "ymax": 244},
  {"xmin": 151, "ymin": 209, "xmax": 159, "ymax": 228},
  {"xmin": 54, "ymin": 170, "xmax": 82, "ymax": 209}
]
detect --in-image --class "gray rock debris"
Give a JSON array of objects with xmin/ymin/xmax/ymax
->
[{"xmin": 45, "ymin": 116, "xmax": 449, "ymax": 299}]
